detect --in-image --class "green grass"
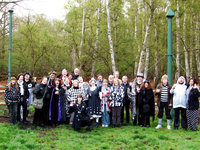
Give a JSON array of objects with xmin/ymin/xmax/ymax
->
[{"xmin": 0, "ymin": 120, "xmax": 200, "ymax": 150}]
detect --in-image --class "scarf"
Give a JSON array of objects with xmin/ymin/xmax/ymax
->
[{"xmin": 17, "ymin": 80, "xmax": 24, "ymax": 96}]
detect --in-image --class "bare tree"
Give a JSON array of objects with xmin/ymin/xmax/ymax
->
[{"xmin": 195, "ymin": 15, "xmax": 200, "ymax": 79}]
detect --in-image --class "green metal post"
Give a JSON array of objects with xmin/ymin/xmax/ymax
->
[
  {"xmin": 166, "ymin": 9, "xmax": 175, "ymax": 85},
  {"xmin": 8, "ymin": 10, "xmax": 13, "ymax": 83}
]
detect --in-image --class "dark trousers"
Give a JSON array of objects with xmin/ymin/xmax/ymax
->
[
  {"xmin": 17, "ymin": 97, "xmax": 28, "ymax": 122},
  {"xmin": 121, "ymin": 100, "xmax": 130, "ymax": 124},
  {"xmin": 140, "ymin": 113, "xmax": 150, "ymax": 126},
  {"xmin": 112, "ymin": 106, "xmax": 122, "ymax": 126},
  {"xmin": 8, "ymin": 102, "xmax": 18, "ymax": 124},
  {"xmin": 158, "ymin": 102, "xmax": 171, "ymax": 119},
  {"xmin": 174, "ymin": 107, "xmax": 187, "ymax": 129},
  {"xmin": 33, "ymin": 108, "xmax": 44, "ymax": 126}
]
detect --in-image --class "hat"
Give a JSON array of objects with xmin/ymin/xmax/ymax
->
[
  {"xmin": 144, "ymin": 80, "xmax": 150, "ymax": 83},
  {"xmin": 10, "ymin": 77, "xmax": 16, "ymax": 81},
  {"xmin": 136, "ymin": 72, "xmax": 144, "ymax": 78},
  {"xmin": 48, "ymin": 71, "xmax": 57, "ymax": 75}
]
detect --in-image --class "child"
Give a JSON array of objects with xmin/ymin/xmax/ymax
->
[{"xmin": 69, "ymin": 95, "xmax": 93, "ymax": 131}]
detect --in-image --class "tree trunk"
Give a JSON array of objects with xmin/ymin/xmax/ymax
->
[
  {"xmin": 91, "ymin": 8, "xmax": 100, "ymax": 77},
  {"xmin": 144, "ymin": 46, "xmax": 149, "ymax": 79},
  {"xmin": 175, "ymin": 0, "xmax": 180, "ymax": 80},
  {"xmin": 72, "ymin": 45, "xmax": 77, "ymax": 68},
  {"xmin": 79, "ymin": 8, "xmax": 85, "ymax": 59},
  {"xmin": 190, "ymin": 14, "xmax": 194, "ymax": 77},
  {"xmin": 137, "ymin": 0, "xmax": 154, "ymax": 74},
  {"xmin": 106, "ymin": 0, "xmax": 116, "ymax": 73},
  {"xmin": 195, "ymin": 15, "xmax": 200, "ymax": 79},
  {"xmin": 183, "ymin": 2, "xmax": 190, "ymax": 81},
  {"xmin": 154, "ymin": 21, "xmax": 159, "ymax": 86}
]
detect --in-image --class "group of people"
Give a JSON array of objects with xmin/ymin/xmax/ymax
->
[{"xmin": 4, "ymin": 68, "xmax": 200, "ymax": 131}]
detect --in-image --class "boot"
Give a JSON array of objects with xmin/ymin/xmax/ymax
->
[
  {"xmin": 155, "ymin": 118, "xmax": 162, "ymax": 129},
  {"xmin": 167, "ymin": 119, "xmax": 171, "ymax": 130}
]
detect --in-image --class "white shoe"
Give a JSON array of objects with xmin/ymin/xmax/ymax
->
[
  {"xmin": 167, "ymin": 125, "xmax": 171, "ymax": 130},
  {"xmin": 155, "ymin": 125, "xmax": 162, "ymax": 129},
  {"xmin": 105, "ymin": 125, "xmax": 108, "ymax": 127},
  {"xmin": 102, "ymin": 125, "xmax": 105, "ymax": 127}
]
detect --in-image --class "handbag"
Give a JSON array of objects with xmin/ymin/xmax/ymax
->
[{"xmin": 33, "ymin": 87, "xmax": 47, "ymax": 109}]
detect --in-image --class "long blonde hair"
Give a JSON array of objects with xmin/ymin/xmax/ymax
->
[{"xmin": 8, "ymin": 82, "xmax": 19, "ymax": 91}]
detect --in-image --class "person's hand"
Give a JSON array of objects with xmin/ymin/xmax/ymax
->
[
  {"xmin": 156, "ymin": 89, "xmax": 160, "ymax": 93},
  {"xmin": 136, "ymin": 87, "xmax": 140, "ymax": 92},
  {"xmin": 172, "ymin": 85, "xmax": 176, "ymax": 89},
  {"xmin": 90, "ymin": 117, "xmax": 93, "ymax": 120},
  {"xmin": 70, "ymin": 102, "xmax": 73, "ymax": 106},
  {"xmin": 63, "ymin": 87, "xmax": 67, "ymax": 91},
  {"xmin": 169, "ymin": 104, "xmax": 172, "ymax": 107},
  {"xmin": 55, "ymin": 91, "xmax": 59, "ymax": 95}
]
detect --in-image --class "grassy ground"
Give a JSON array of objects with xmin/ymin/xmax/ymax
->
[{"xmin": 0, "ymin": 119, "xmax": 200, "ymax": 150}]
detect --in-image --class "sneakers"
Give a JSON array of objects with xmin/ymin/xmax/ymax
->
[
  {"xmin": 167, "ymin": 125, "xmax": 171, "ymax": 130},
  {"xmin": 155, "ymin": 124, "xmax": 162, "ymax": 129}
]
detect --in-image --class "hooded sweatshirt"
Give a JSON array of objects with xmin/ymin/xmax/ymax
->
[{"xmin": 170, "ymin": 76, "xmax": 187, "ymax": 109}]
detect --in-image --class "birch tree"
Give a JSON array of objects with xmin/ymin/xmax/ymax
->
[
  {"xmin": 106, "ymin": 0, "xmax": 116, "ymax": 73},
  {"xmin": 195, "ymin": 15, "xmax": 200, "ymax": 79},
  {"xmin": 137, "ymin": 0, "xmax": 155, "ymax": 75},
  {"xmin": 91, "ymin": 7, "xmax": 100, "ymax": 77},
  {"xmin": 183, "ymin": 2, "xmax": 190, "ymax": 81},
  {"xmin": 175, "ymin": 0, "xmax": 180, "ymax": 80},
  {"xmin": 79, "ymin": 8, "xmax": 85, "ymax": 59}
]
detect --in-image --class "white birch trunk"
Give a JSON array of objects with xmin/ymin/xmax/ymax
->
[
  {"xmin": 183, "ymin": 3, "xmax": 190, "ymax": 81},
  {"xmin": 79, "ymin": 8, "xmax": 85, "ymax": 59},
  {"xmin": 137, "ymin": 0, "xmax": 154, "ymax": 74},
  {"xmin": 106, "ymin": 0, "xmax": 116, "ymax": 73},
  {"xmin": 91, "ymin": 8, "xmax": 100, "ymax": 77},
  {"xmin": 154, "ymin": 22, "xmax": 159, "ymax": 85},
  {"xmin": 144, "ymin": 46, "xmax": 149, "ymax": 79},
  {"xmin": 72, "ymin": 45, "xmax": 77, "ymax": 68},
  {"xmin": 195, "ymin": 15, "xmax": 200, "ymax": 79},
  {"xmin": 190, "ymin": 14, "xmax": 194, "ymax": 77},
  {"xmin": 175, "ymin": 0, "xmax": 180, "ymax": 80}
]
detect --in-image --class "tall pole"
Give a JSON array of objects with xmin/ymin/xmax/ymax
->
[
  {"xmin": 166, "ymin": 9, "xmax": 175, "ymax": 85},
  {"xmin": 8, "ymin": 10, "xmax": 13, "ymax": 83}
]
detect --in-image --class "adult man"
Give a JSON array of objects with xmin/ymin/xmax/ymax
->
[
  {"xmin": 72, "ymin": 68, "xmax": 80, "ymax": 80},
  {"xmin": 128, "ymin": 73, "xmax": 144, "ymax": 126},
  {"xmin": 121, "ymin": 76, "xmax": 130, "ymax": 125}
]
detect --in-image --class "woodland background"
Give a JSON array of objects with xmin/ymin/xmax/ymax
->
[{"xmin": 0, "ymin": 0, "xmax": 199, "ymax": 83}]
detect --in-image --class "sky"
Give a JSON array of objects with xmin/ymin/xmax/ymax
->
[{"xmin": 14, "ymin": 0, "xmax": 67, "ymax": 20}]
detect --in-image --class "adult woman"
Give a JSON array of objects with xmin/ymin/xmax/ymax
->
[
  {"xmin": 88, "ymin": 78, "xmax": 102, "ymax": 127},
  {"xmin": 186, "ymin": 78, "xmax": 199, "ymax": 131},
  {"xmin": 5, "ymin": 77, "xmax": 20, "ymax": 124},
  {"xmin": 100, "ymin": 79, "xmax": 110, "ymax": 127},
  {"xmin": 155, "ymin": 75, "xmax": 173, "ymax": 130},
  {"xmin": 110, "ymin": 78, "xmax": 124, "ymax": 127},
  {"xmin": 49, "ymin": 78, "xmax": 65, "ymax": 126},
  {"xmin": 69, "ymin": 95, "xmax": 93, "ymax": 131},
  {"xmin": 33, "ymin": 76, "xmax": 48, "ymax": 127},
  {"xmin": 17, "ymin": 73, "xmax": 29, "ymax": 123},
  {"xmin": 138, "ymin": 80, "xmax": 155, "ymax": 127}
]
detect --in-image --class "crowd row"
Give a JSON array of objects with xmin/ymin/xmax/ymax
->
[{"xmin": 4, "ymin": 68, "xmax": 200, "ymax": 131}]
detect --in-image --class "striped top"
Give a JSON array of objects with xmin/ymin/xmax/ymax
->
[{"xmin": 160, "ymin": 85, "xmax": 168, "ymax": 102}]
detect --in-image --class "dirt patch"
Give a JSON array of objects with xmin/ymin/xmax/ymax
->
[{"xmin": 0, "ymin": 116, "xmax": 9, "ymax": 123}]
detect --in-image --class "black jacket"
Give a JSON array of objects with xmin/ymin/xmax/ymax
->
[
  {"xmin": 138, "ymin": 88, "xmax": 155, "ymax": 117},
  {"xmin": 188, "ymin": 88, "xmax": 200, "ymax": 110},
  {"xmin": 33, "ymin": 84, "xmax": 47, "ymax": 99},
  {"xmin": 5, "ymin": 85, "xmax": 20, "ymax": 103},
  {"xmin": 121, "ymin": 82, "xmax": 130, "ymax": 103}
]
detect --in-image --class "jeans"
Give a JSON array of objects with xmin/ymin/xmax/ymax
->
[
  {"xmin": 102, "ymin": 104, "xmax": 110, "ymax": 126},
  {"xmin": 8, "ymin": 102, "xmax": 18, "ymax": 124}
]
